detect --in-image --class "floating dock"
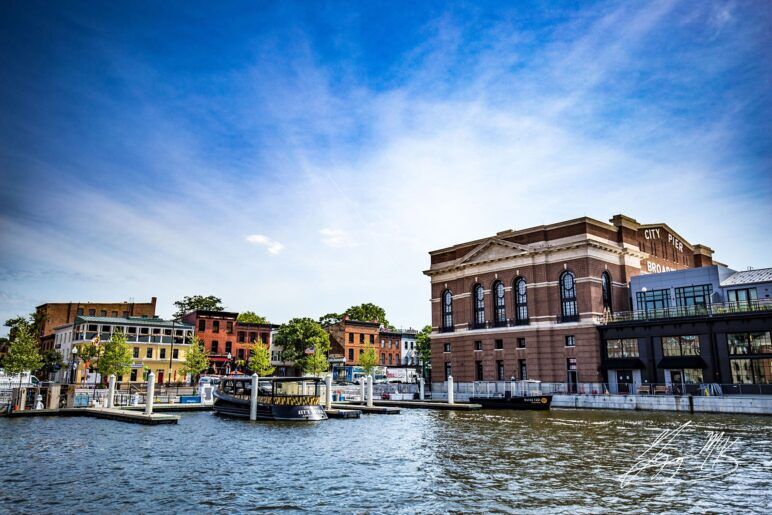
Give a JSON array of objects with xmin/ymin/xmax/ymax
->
[
  {"xmin": 6, "ymin": 407, "xmax": 179, "ymax": 425},
  {"xmin": 325, "ymin": 408, "xmax": 361, "ymax": 419},
  {"xmin": 330, "ymin": 403, "xmax": 400, "ymax": 415},
  {"xmin": 368, "ymin": 400, "xmax": 481, "ymax": 411}
]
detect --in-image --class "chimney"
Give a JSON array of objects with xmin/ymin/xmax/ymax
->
[{"xmin": 692, "ymin": 245, "xmax": 714, "ymax": 267}]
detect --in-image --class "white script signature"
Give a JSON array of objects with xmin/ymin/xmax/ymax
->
[{"xmin": 619, "ymin": 421, "xmax": 739, "ymax": 486}]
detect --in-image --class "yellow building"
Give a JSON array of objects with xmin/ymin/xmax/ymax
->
[{"xmin": 54, "ymin": 316, "xmax": 195, "ymax": 384}]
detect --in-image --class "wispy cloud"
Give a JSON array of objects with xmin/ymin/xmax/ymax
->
[
  {"xmin": 245, "ymin": 234, "xmax": 285, "ymax": 255},
  {"xmin": 319, "ymin": 228, "xmax": 356, "ymax": 248}
]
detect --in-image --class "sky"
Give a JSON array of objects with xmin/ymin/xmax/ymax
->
[{"xmin": 1, "ymin": 0, "xmax": 770, "ymax": 334}]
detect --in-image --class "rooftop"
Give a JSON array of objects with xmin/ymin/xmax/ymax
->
[
  {"xmin": 73, "ymin": 316, "xmax": 194, "ymax": 329},
  {"xmin": 721, "ymin": 268, "xmax": 772, "ymax": 286}
]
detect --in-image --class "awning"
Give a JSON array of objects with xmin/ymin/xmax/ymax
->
[
  {"xmin": 657, "ymin": 356, "xmax": 707, "ymax": 369},
  {"xmin": 603, "ymin": 358, "xmax": 646, "ymax": 370}
]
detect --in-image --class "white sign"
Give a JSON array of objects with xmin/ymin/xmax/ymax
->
[{"xmin": 644, "ymin": 227, "xmax": 684, "ymax": 253}]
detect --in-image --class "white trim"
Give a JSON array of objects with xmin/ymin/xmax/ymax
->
[{"xmin": 430, "ymin": 319, "xmax": 601, "ymax": 338}]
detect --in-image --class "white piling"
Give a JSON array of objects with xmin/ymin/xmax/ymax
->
[
  {"xmin": 107, "ymin": 374, "xmax": 116, "ymax": 409},
  {"xmin": 447, "ymin": 375, "xmax": 455, "ymax": 405},
  {"xmin": 325, "ymin": 374, "xmax": 332, "ymax": 411},
  {"xmin": 250, "ymin": 373, "xmax": 259, "ymax": 421},
  {"xmin": 360, "ymin": 377, "xmax": 366, "ymax": 404},
  {"xmin": 367, "ymin": 375, "xmax": 374, "ymax": 408},
  {"xmin": 419, "ymin": 377, "xmax": 425, "ymax": 401},
  {"xmin": 144, "ymin": 372, "xmax": 155, "ymax": 416}
]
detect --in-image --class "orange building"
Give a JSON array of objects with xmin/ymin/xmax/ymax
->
[{"xmin": 327, "ymin": 316, "xmax": 380, "ymax": 366}]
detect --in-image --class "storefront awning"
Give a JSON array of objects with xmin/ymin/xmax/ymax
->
[
  {"xmin": 603, "ymin": 358, "xmax": 645, "ymax": 370},
  {"xmin": 657, "ymin": 356, "xmax": 707, "ymax": 369}
]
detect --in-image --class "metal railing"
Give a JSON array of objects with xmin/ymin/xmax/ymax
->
[{"xmin": 607, "ymin": 299, "xmax": 772, "ymax": 323}]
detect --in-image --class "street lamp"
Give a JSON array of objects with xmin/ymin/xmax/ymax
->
[
  {"xmin": 69, "ymin": 346, "xmax": 79, "ymax": 384},
  {"xmin": 226, "ymin": 352, "xmax": 233, "ymax": 375}
]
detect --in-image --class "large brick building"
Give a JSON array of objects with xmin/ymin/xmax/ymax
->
[
  {"xmin": 327, "ymin": 317, "xmax": 381, "ymax": 366},
  {"xmin": 424, "ymin": 214, "xmax": 716, "ymax": 386},
  {"xmin": 35, "ymin": 298, "xmax": 157, "ymax": 351}
]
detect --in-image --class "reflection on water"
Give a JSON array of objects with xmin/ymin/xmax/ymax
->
[{"xmin": 1, "ymin": 409, "xmax": 770, "ymax": 513}]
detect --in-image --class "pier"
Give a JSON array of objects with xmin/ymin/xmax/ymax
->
[{"xmin": 7, "ymin": 407, "xmax": 179, "ymax": 425}]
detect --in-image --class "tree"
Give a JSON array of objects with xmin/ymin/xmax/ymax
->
[
  {"xmin": 300, "ymin": 336, "xmax": 329, "ymax": 376},
  {"xmin": 318, "ymin": 312, "xmax": 341, "ymax": 327},
  {"xmin": 3, "ymin": 324, "xmax": 43, "ymax": 376},
  {"xmin": 5, "ymin": 315, "xmax": 31, "ymax": 341},
  {"xmin": 40, "ymin": 350, "xmax": 64, "ymax": 379},
  {"xmin": 342, "ymin": 303, "xmax": 391, "ymax": 328},
  {"xmin": 97, "ymin": 330, "xmax": 134, "ymax": 380},
  {"xmin": 173, "ymin": 295, "xmax": 224, "ymax": 318},
  {"xmin": 181, "ymin": 335, "xmax": 209, "ymax": 384},
  {"xmin": 359, "ymin": 343, "xmax": 378, "ymax": 376},
  {"xmin": 274, "ymin": 317, "xmax": 330, "ymax": 364},
  {"xmin": 248, "ymin": 341, "xmax": 274, "ymax": 376},
  {"xmin": 415, "ymin": 325, "xmax": 432, "ymax": 377},
  {"xmin": 237, "ymin": 311, "xmax": 268, "ymax": 324}
]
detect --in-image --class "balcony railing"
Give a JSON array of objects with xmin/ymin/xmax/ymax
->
[{"xmin": 606, "ymin": 299, "xmax": 772, "ymax": 324}]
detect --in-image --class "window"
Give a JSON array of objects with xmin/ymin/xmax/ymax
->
[
  {"xmin": 198, "ymin": 320, "xmax": 206, "ymax": 331},
  {"xmin": 381, "ymin": 354, "xmax": 385, "ymax": 365},
  {"xmin": 606, "ymin": 339, "xmax": 638, "ymax": 358},
  {"xmin": 88, "ymin": 309, "xmax": 95, "ymax": 316},
  {"xmin": 728, "ymin": 332, "xmax": 772, "ymax": 355},
  {"xmin": 237, "ymin": 349, "xmax": 245, "ymax": 360},
  {"xmin": 349, "ymin": 333, "xmax": 354, "ymax": 343},
  {"xmin": 565, "ymin": 335, "xmax": 575, "ymax": 347},
  {"xmin": 226, "ymin": 321, "xmax": 233, "ymax": 333},
  {"xmin": 443, "ymin": 343, "xmax": 451, "ymax": 352},
  {"xmin": 662, "ymin": 335, "xmax": 700, "ymax": 356},
  {"xmin": 130, "ymin": 369, "xmax": 138, "ymax": 382},
  {"xmin": 473, "ymin": 284, "xmax": 485, "ymax": 328},
  {"xmin": 160, "ymin": 348, "xmax": 166, "ymax": 359},
  {"xmin": 77, "ymin": 308, "xmax": 84, "ymax": 316},
  {"xmin": 172, "ymin": 349, "xmax": 179, "ymax": 359},
  {"xmin": 514, "ymin": 278, "xmax": 528, "ymax": 324},
  {"xmin": 381, "ymin": 340, "xmax": 385, "ymax": 348},
  {"xmin": 496, "ymin": 360, "xmax": 504, "ymax": 381},
  {"xmin": 211, "ymin": 341, "xmax": 219, "ymax": 353},
  {"xmin": 442, "ymin": 290, "xmax": 454, "ymax": 331},
  {"xmin": 111, "ymin": 310, "xmax": 118, "ymax": 317},
  {"xmin": 359, "ymin": 334, "xmax": 365, "ymax": 343},
  {"xmin": 730, "ymin": 359, "xmax": 771, "ymax": 384},
  {"xmin": 225, "ymin": 342, "xmax": 232, "ymax": 354},
  {"xmin": 404, "ymin": 341, "xmax": 408, "ymax": 349},
  {"xmin": 517, "ymin": 338, "xmax": 526, "ymax": 349},
  {"xmin": 559, "ymin": 272, "xmax": 578, "ymax": 322},
  {"xmin": 636, "ymin": 289, "xmax": 670, "ymax": 313},
  {"xmin": 123, "ymin": 311, "xmax": 129, "ymax": 317},
  {"xmin": 213, "ymin": 321, "xmax": 220, "ymax": 333},
  {"xmin": 100, "ymin": 310, "xmax": 107, "ymax": 316},
  {"xmin": 495, "ymin": 339, "xmax": 503, "ymax": 350},
  {"xmin": 601, "ymin": 272, "xmax": 613, "ymax": 312},
  {"xmin": 444, "ymin": 362, "xmax": 452, "ymax": 380},
  {"xmin": 133, "ymin": 347, "xmax": 139, "ymax": 358},
  {"xmin": 493, "ymin": 281, "xmax": 506, "ymax": 326},
  {"xmin": 727, "ymin": 288, "xmax": 758, "ymax": 306},
  {"xmin": 146, "ymin": 348, "xmax": 153, "ymax": 358},
  {"xmin": 519, "ymin": 359, "xmax": 527, "ymax": 380},
  {"xmin": 348, "ymin": 348, "xmax": 354, "ymax": 361},
  {"xmin": 389, "ymin": 355, "xmax": 393, "ymax": 365},
  {"xmin": 475, "ymin": 361, "xmax": 483, "ymax": 381},
  {"xmin": 238, "ymin": 331, "xmax": 245, "ymax": 343},
  {"xmin": 370, "ymin": 334, "xmax": 374, "ymax": 344},
  {"xmin": 474, "ymin": 340, "xmax": 482, "ymax": 351},
  {"xmin": 675, "ymin": 285, "xmax": 713, "ymax": 308}
]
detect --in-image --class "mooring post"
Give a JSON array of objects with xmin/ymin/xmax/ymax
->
[
  {"xmin": 250, "ymin": 373, "xmax": 259, "ymax": 421},
  {"xmin": 107, "ymin": 374, "xmax": 116, "ymax": 409},
  {"xmin": 325, "ymin": 374, "xmax": 332, "ymax": 411},
  {"xmin": 360, "ymin": 377, "xmax": 366, "ymax": 404},
  {"xmin": 367, "ymin": 374, "xmax": 374, "ymax": 408},
  {"xmin": 144, "ymin": 372, "xmax": 155, "ymax": 416},
  {"xmin": 419, "ymin": 377, "xmax": 425, "ymax": 401},
  {"xmin": 447, "ymin": 375, "xmax": 455, "ymax": 404}
]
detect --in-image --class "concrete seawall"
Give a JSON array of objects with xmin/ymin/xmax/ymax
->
[{"xmin": 552, "ymin": 394, "xmax": 772, "ymax": 415}]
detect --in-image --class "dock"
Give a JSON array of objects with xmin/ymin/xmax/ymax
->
[
  {"xmin": 330, "ymin": 403, "xmax": 400, "ymax": 415},
  {"xmin": 325, "ymin": 408, "xmax": 361, "ymax": 419},
  {"xmin": 6, "ymin": 407, "xmax": 179, "ymax": 425},
  {"xmin": 122, "ymin": 403, "xmax": 213, "ymax": 413},
  {"xmin": 365, "ymin": 400, "xmax": 481, "ymax": 411}
]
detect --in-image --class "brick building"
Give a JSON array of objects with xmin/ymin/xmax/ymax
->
[
  {"xmin": 424, "ymin": 214, "xmax": 716, "ymax": 386},
  {"xmin": 35, "ymin": 297, "xmax": 157, "ymax": 351},
  {"xmin": 327, "ymin": 317, "xmax": 380, "ymax": 366},
  {"xmin": 182, "ymin": 310, "xmax": 276, "ymax": 373},
  {"xmin": 378, "ymin": 329, "xmax": 403, "ymax": 367}
]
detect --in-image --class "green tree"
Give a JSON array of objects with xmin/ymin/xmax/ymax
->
[
  {"xmin": 237, "ymin": 311, "xmax": 269, "ymax": 324},
  {"xmin": 248, "ymin": 341, "xmax": 275, "ymax": 376},
  {"xmin": 415, "ymin": 325, "xmax": 432, "ymax": 377},
  {"xmin": 274, "ymin": 317, "xmax": 330, "ymax": 364},
  {"xmin": 3, "ymin": 324, "xmax": 43, "ymax": 375},
  {"xmin": 342, "ymin": 303, "xmax": 391, "ymax": 328},
  {"xmin": 300, "ymin": 336, "xmax": 329, "ymax": 376},
  {"xmin": 97, "ymin": 330, "xmax": 134, "ymax": 380},
  {"xmin": 181, "ymin": 335, "xmax": 209, "ymax": 384},
  {"xmin": 318, "ymin": 312, "xmax": 341, "ymax": 327},
  {"xmin": 40, "ymin": 350, "xmax": 64, "ymax": 379},
  {"xmin": 5, "ymin": 315, "xmax": 31, "ymax": 341},
  {"xmin": 358, "ymin": 343, "xmax": 379, "ymax": 376},
  {"xmin": 173, "ymin": 295, "xmax": 224, "ymax": 318}
]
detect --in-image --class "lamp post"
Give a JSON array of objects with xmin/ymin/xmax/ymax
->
[
  {"xmin": 168, "ymin": 318, "xmax": 176, "ymax": 387},
  {"xmin": 225, "ymin": 352, "xmax": 233, "ymax": 375},
  {"xmin": 69, "ymin": 346, "xmax": 79, "ymax": 384}
]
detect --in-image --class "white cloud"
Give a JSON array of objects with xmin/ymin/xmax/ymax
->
[
  {"xmin": 245, "ymin": 234, "xmax": 285, "ymax": 255},
  {"xmin": 319, "ymin": 228, "xmax": 356, "ymax": 248}
]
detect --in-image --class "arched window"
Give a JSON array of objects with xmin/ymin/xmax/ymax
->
[
  {"xmin": 493, "ymin": 281, "xmax": 506, "ymax": 326},
  {"xmin": 442, "ymin": 290, "xmax": 453, "ymax": 332},
  {"xmin": 559, "ymin": 271, "xmax": 578, "ymax": 322},
  {"xmin": 473, "ymin": 284, "xmax": 485, "ymax": 328},
  {"xmin": 601, "ymin": 271, "xmax": 613, "ymax": 312},
  {"xmin": 514, "ymin": 277, "xmax": 529, "ymax": 324}
]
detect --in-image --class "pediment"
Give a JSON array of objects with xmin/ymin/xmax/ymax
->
[{"xmin": 459, "ymin": 238, "xmax": 529, "ymax": 265}]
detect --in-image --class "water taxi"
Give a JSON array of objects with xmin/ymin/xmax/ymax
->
[
  {"xmin": 213, "ymin": 376, "xmax": 327, "ymax": 421},
  {"xmin": 469, "ymin": 380, "xmax": 552, "ymax": 410}
]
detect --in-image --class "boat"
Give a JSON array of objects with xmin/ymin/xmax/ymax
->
[
  {"xmin": 213, "ymin": 376, "xmax": 328, "ymax": 421},
  {"xmin": 469, "ymin": 380, "xmax": 552, "ymax": 410}
]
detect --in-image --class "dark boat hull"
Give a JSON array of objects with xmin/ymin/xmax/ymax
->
[
  {"xmin": 469, "ymin": 395, "xmax": 552, "ymax": 410},
  {"xmin": 213, "ymin": 392, "xmax": 327, "ymax": 421}
]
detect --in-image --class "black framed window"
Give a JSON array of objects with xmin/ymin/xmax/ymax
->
[
  {"xmin": 675, "ymin": 284, "xmax": 712, "ymax": 307},
  {"xmin": 474, "ymin": 341, "xmax": 482, "ymax": 351},
  {"xmin": 443, "ymin": 342, "xmax": 451, "ymax": 352},
  {"xmin": 475, "ymin": 361, "xmax": 483, "ymax": 381},
  {"xmin": 606, "ymin": 338, "xmax": 638, "ymax": 358},
  {"xmin": 198, "ymin": 319, "xmax": 206, "ymax": 331},
  {"xmin": 726, "ymin": 288, "xmax": 758, "ymax": 306},
  {"xmin": 444, "ymin": 362, "xmax": 452, "ymax": 380},
  {"xmin": 559, "ymin": 271, "xmax": 578, "ymax": 322},
  {"xmin": 442, "ymin": 290, "xmax": 453, "ymax": 331},
  {"xmin": 728, "ymin": 332, "xmax": 772, "ymax": 355},
  {"xmin": 211, "ymin": 341, "xmax": 218, "ymax": 353},
  {"xmin": 348, "ymin": 348, "xmax": 354, "ymax": 360},
  {"xmin": 662, "ymin": 335, "xmax": 700, "ymax": 356},
  {"xmin": 517, "ymin": 338, "xmax": 526, "ymax": 348},
  {"xmin": 514, "ymin": 278, "xmax": 528, "ymax": 324},
  {"xmin": 636, "ymin": 289, "xmax": 670, "ymax": 313},
  {"xmin": 493, "ymin": 281, "xmax": 506, "ymax": 326},
  {"xmin": 473, "ymin": 284, "xmax": 485, "ymax": 328},
  {"xmin": 601, "ymin": 272, "xmax": 613, "ymax": 312},
  {"xmin": 160, "ymin": 348, "xmax": 166, "ymax": 359},
  {"xmin": 495, "ymin": 339, "xmax": 503, "ymax": 350},
  {"xmin": 565, "ymin": 335, "xmax": 575, "ymax": 347},
  {"xmin": 496, "ymin": 360, "xmax": 504, "ymax": 381}
]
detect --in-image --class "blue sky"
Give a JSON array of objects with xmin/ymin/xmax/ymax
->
[{"xmin": 1, "ymin": 0, "xmax": 770, "ymax": 333}]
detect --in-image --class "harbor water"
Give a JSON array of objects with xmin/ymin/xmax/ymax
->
[{"xmin": 1, "ymin": 409, "xmax": 770, "ymax": 513}]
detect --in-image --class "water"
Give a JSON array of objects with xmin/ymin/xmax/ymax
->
[{"xmin": 1, "ymin": 409, "xmax": 770, "ymax": 514}]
